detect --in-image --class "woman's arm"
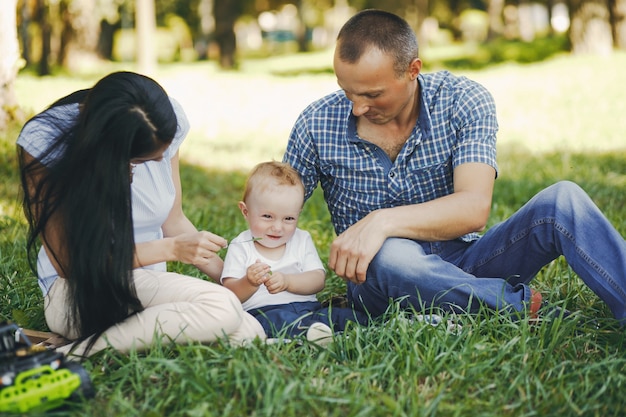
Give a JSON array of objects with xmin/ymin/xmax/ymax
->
[
  {"xmin": 20, "ymin": 150, "xmax": 69, "ymax": 278},
  {"xmin": 133, "ymin": 152, "xmax": 227, "ymax": 281}
]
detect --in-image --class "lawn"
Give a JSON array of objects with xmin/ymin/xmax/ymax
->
[{"xmin": 1, "ymin": 50, "xmax": 626, "ymax": 416}]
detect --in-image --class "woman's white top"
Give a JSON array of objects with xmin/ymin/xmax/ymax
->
[{"xmin": 16, "ymin": 98, "xmax": 189, "ymax": 295}]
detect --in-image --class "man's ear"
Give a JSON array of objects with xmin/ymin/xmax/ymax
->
[{"xmin": 409, "ymin": 58, "xmax": 422, "ymax": 81}]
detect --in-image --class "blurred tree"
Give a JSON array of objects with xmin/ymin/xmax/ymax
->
[
  {"xmin": 195, "ymin": 0, "xmax": 213, "ymax": 59},
  {"xmin": 14, "ymin": 0, "xmax": 162, "ymax": 73},
  {"xmin": 57, "ymin": 0, "xmax": 101, "ymax": 71},
  {"xmin": 0, "ymin": 0, "xmax": 22, "ymax": 130},
  {"xmin": 136, "ymin": 0, "xmax": 157, "ymax": 74},
  {"xmin": 97, "ymin": 0, "xmax": 123, "ymax": 60},
  {"xmin": 356, "ymin": 0, "xmax": 432, "ymax": 35},
  {"xmin": 487, "ymin": 0, "xmax": 504, "ymax": 40},
  {"xmin": 569, "ymin": 0, "xmax": 613, "ymax": 54},
  {"xmin": 609, "ymin": 0, "xmax": 626, "ymax": 48},
  {"xmin": 17, "ymin": 0, "xmax": 31, "ymax": 67},
  {"xmin": 213, "ymin": 0, "xmax": 242, "ymax": 68},
  {"xmin": 244, "ymin": 0, "xmax": 316, "ymax": 52},
  {"xmin": 34, "ymin": 0, "xmax": 51, "ymax": 75},
  {"xmin": 546, "ymin": 0, "xmax": 557, "ymax": 36},
  {"xmin": 160, "ymin": 0, "xmax": 200, "ymax": 30},
  {"xmin": 295, "ymin": 0, "xmax": 308, "ymax": 51},
  {"xmin": 415, "ymin": 0, "xmax": 430, "ymax": 34}
]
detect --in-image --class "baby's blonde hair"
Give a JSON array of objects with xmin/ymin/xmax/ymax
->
[{"xmin": 242, "ymin": 161, "xmax": 304, "ymax": 203}]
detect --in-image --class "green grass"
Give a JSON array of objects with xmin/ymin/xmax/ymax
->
[
  {"xmin": 430, "ymin": 35, "xmax": 571, "ymax": 70},
  {"xmin": 2, "ymin": 52, "xmax": 626, "ymax": 416}
]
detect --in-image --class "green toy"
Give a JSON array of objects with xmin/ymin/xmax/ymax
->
[{"xmin": 0, "ymin": 322, "xmax": 94, "ymax": 413}]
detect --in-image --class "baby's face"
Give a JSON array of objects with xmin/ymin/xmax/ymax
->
[{"xmin": 242, "ymin": 184, "xmax": 303, "ymax": 249}]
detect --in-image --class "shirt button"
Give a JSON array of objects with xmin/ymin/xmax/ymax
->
[{"xmin": 389, "ymin": 172, "xmax": 395, "ymax": 178}]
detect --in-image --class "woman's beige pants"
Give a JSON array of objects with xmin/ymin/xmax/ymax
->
[{"xmin": 44, "ymin": 269, "xmax": 265, "ymax": 357}]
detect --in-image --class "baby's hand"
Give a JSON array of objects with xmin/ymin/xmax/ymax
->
[
  {"xmin": 245, "ymin": 260, "xmax": 271, "ymax": 287},
  {"xmin": 264, "ymin": 271, "xmax": 288, "ymax": 294}
]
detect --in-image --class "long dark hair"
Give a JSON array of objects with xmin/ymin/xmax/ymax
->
[{"xmin": 19, "ymin": 71, "xmax": 177, "ymax": 353}]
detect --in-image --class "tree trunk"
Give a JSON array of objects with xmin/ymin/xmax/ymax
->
[
  {"xmin": 213, "ymin": 0, "xmax": 240, "ymax": 69},
  {"xmin": 415, "ymin": 0, "xmax": 429, "ymax": 40},
  {"xmin": 295, "ymin": 0, "xmax": 309, "ymax": 52},
  {"xmin": 487, "ymin": 0, "xmax": 505, "ymax": 40},
  {"xmin": 570, "ymin": 0, "xmax": 613, "ymax": 55},
  {"xmin": 18, "ymin": 0, "xmax": 31, "ymax": 66},
  {"xmin": 35, "ymin": 0, "xmax": 51, "ymax": 75},
  {"xmin": 58, "ymin": 0, "xmax": 101, "ymax": 72},
  {"xmin": 546, "ymin": 0, "xmax": 555, "ymax": 36},
  {"xmin": 97, "ymin": 18, "xmax": 119, "ymax": 60},
  {"xmin": 136, "ymin": 0, "xmax": 157, "ymax": 75},
  {"xmin": 609, "ymin": 0, "xmax": 626, "ymax": 49},
  {"xmin": 518, "ymin": 0, "xmax": 535, "ymax": 41},
  {"xmin": 0, "ymin": 0, "xmax": 21, "ymax": 130}
]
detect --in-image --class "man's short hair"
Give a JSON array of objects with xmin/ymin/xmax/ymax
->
[{"xmin": 336, "ymin": 9, "xmax": 419, "ymax": 77}]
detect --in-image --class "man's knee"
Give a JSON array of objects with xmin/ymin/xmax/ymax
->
[
  {"xmin": 538, "ymin": 181, "xmax": 587, "ymax": 207},
  {"xmin": 370, "ymin": 238, "xmax": 428, "ymax": 276}
]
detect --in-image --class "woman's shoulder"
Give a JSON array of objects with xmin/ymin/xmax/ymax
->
[
  {"xmin": 163, "ymin": 97, "xmax": 189, "ymax": 158},
  {"xmin": 20, "ymin": 104, "xmax": 78, "ymax": 136},
  {"xmin": 17, "ymin": 103, "xmax": 79, "ymax": 161}
]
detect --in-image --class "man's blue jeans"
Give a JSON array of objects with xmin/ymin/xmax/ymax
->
[{"xmin": 347, "ymin": 181, "xmax": 626, "ymax": 323}]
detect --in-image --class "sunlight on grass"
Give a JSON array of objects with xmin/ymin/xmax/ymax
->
[
  {"xmin": 15, "ymin": 51, "xmax": 626, "ymax": 171},
  {"xmin": 472, "ymin": 53, "xmax": 626, "ymax": 155}
]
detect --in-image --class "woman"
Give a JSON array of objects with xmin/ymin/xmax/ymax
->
[{"xmin": 17, "ymin": 71, "xmax": 265, "ymax": 357}]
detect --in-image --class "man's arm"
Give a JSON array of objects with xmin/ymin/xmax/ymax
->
[{"xmin": 329, "ymin": 162, "xmax": 496, "ymax": 283}]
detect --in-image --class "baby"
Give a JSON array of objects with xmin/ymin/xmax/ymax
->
[{"xmin": 221, "ymin": 161, "xmax": 368, "ymax": 344}]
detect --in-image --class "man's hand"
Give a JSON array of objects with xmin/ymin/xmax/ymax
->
[{"xmin": 329, "ymin": 211, "xmax": 387, "ymax": 284}]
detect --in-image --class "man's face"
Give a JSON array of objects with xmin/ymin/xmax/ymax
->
[{"xmin": 333, "ymin": 46, "xmax": 420, "ymax": 125}]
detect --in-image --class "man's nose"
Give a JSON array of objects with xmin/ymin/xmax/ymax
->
[{"xmin": 351, "ymin": 100, "xmax": 369, "ymax": 117}]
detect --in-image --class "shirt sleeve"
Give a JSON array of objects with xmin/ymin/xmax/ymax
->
[
  {"xmin": 450, "ymin": 79, "xmax": 498, "ymax": 173},
  {"xmin": 163, "ymin": 97, "xmax": 190, "ymax": 159},
  {"xmin": 16, "ymin": 104, "xmax": 76, "ymax": 166},
  {"xmin": 299, "ymin": 230, "xmax": 325, "ymax": 273},
  {"xmin": 283, "ymin": 111, "xmax": 321, "ymax": 202},
  {"xmin": 220, "ymin": 232, "xmax": 252, "ymax": 283}
]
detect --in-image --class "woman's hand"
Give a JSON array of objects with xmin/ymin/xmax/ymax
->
[{"xmin": 172, "ymin": 231, "xmax": 227, "ymax": 265}]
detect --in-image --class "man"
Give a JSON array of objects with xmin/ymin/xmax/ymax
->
[{"xmin": 283, "ymin": 9, "xmax": 626, "ymax": 322}]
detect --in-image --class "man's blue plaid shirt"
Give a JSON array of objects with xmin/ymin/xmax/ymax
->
[{"xmin": 284, "ymin": 70, "xmax": 499, "ymax": 241}]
